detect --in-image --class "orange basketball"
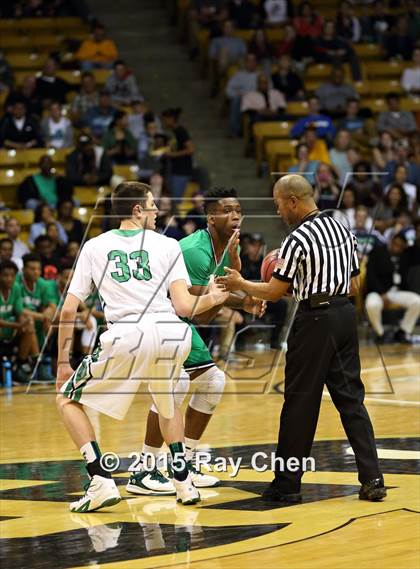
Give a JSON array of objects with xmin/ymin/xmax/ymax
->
[{"xmin": 260, "ymin": 249, "xmax": 280, "ymax": 282}]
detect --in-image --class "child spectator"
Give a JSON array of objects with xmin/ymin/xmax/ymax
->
[{"xmin": 41, "ymin": 101, "xmax": 73, "ymax": 149}]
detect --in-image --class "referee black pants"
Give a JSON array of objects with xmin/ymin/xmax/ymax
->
[{"xmin": 274, "ymin": 296, "xmax": 382, "ymax": 492}]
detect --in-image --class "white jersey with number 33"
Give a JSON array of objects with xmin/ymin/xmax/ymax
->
[{"xmin": 68, "ymin": 228, "xmax": 191, "ymax": 324}]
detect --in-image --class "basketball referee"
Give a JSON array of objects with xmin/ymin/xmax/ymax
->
[{"xmin": 220, "ymin": 174, "xmax": 386, "ymax": 503}]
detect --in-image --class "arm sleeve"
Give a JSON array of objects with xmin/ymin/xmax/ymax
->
[
  {"xmin": 351, "ymin": 234, "xmax": 360, "ymax": 277},
  {"xmin": 272, "ymin": 237, "xmax": 302, "ymax": 283},
  {"xmin": 67, "ymin": 242, "xmax": 94, "ymax": 302},
  {"xmin": 181, "ymin": 244, "xmax": 210, "ymax": 286},
  {"xmin": 166, "ymin": 239, "xmax": 192, "ymax": 287}
]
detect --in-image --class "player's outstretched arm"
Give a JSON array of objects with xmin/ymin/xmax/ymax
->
[
  {"xmin": 218, "ymin": 268, "xmax": 290, "ymax": 302},
  {"xmin": 170, "ymin": 276, "xmax": 229, "ymax": 319},
  {"xmin": 57, "ymin": 293, "xmax": 80, "ymax": 391}
]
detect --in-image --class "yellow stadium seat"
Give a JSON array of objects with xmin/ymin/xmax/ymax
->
[
  {"xmin": 0, "ymin": 35, "xmax": 32, "ymax": 50},
  {"xmin": 363, "ymin": 98, "xmax": 387, "ymax": 113},
  {"xmin": 0, "ymin": 17, "xmax": 88, "ymax": 33},
  {"xmin": 0, "ymin": 149, "xmax": 26, "ymax": 168},
  {"xmin": 354, "ymin": 81, "xmax": 372, "ymax": 97},
  {"xmin": 354, "ymin": 44, "xmax": 382, "ymax": 60},
  {"xmin": 9, "ymin": 209, "xmax": 34, "ymax": 226},
  {"xmin": 6, "ymin": 52, "xmax": 48, "ymax": 71},
  {"xmin": 73, "ymin": 206, "xmax": 103, "ymax": 226},
  {"xmin": 265, "ymin": 140, "xmax": 297, "ymax": 175},
  {"xmin": 365, "ymin": 61, "xmax": 408, "ymax": 80},
  {"xmin": 73, "ymin": 186, "xmax": 109, "ymax": 207},
  {"xmin": 113, "ymin": 165, "xmax": 140, "ymax": 181},
  {"xmin": 253, "ymin": 121, "xmax": 291, "ymax": 176},
  {"xmin": 368, "ymin": 80, "xmax": 403, "ymax": 96},
  {"xmin": 24, "ymin": 148, "xmax": 72, "ymax": 167},
  {"xmin": 0, "ymin": 169, "xmax": 25, "ymax": 187},
  {"xmin": 305, "ymin": 64, "xmax": 333, "ymax": 80},
  {"xmin": 286, "ymin": 101, "xmax": 308, "ymax": 117},
  {"xmin": 179, "ymin": 182, "xmax": 200, "ymax": 216},
  {"xmin": 400, "ymin": 97, "xmax": 420, "ymax": 112}
]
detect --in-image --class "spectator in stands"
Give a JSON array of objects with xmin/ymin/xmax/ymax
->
[
  {"xmin": 35, "ymin": 58, "xmax": 73, "ymax": 106},
  {"xmin": 373, "ymin": 131, "xmax": 396, "ymax": 171},
  {"xmin": 139, "ymin": 128, "xmax": 169, "ymax": 179},
  {"xmin": 314, "ymin": 162, "xmax": 339, "ymax": 210},
  {"xmin": 401, "ymin": 47, "xmax": 420, "ymax": 96},
  {"xmin": 313, "ymin": 20, "xmax": 362, "ymax": 81},
  {"xmin": 271, "ymin": 54, "xmax": 304, "ymax": 101},
  {"xmin": 302, "ymin": 125, "xmax": 331, "ymax": 164},
  {"xmin": 360, "ymin": 0, "xmax": 393, "ymax": 43},
  {"xmin": 34, "ymin": 233, "xmax": 63, "ymax": 275},
  {"xmin": 292, "ymin": 2, "xmax": 323, "ymax": 61},
  {"xmin": 330, "ymin": 129, "xmax": 358, "ymax": 185},
  {"xmin": 4, "ymin": 75, "xmax": 43, "ymax": 119},
  {"xmin": 0, "ymin": 51, "xmax": 13, "ymax": 93},
  {"xmin": 184, "ymin": 192, "xmax": 207, "ymax": 230},
  {"xmin": 0, "ymin": 238, "xmax": 23, "ymax": 271},
  {"xmin": 76, "ymin": 21, "xmax": 118, "ymax": 70},
  {"xmin": 405, "ymin": 0, "xmax": 420, "ymax": 40},
  {"xmin": 375, "ymin": 184, "xmax": 410, "ymax": 234},
  {"xmin": 228, "ymin": 0, "xmax": 260, "ymax": 29},
  {"xmin": 208, "ymin": 20, "xmax": 247, "ymax": 95},
  {"xmin": 161, "ymin": 108, "xmax": 194, "ymax": 204},
  {"xmin": 70, "ymin": 72, "xmax": 99, "ymax": 124},
  {"xmin": 335, "ymin": 0, "xmax": 361, "ymax": 43},
  {"xmin": 188, "ymin": 0, "xmax": 228, "ymax": 59},
  {"xmin": 400, "ymin": 218, "xmax": 420, "ymax": 293},
  {"xmin": 156, "ymin": 195, "xmax": 185, "ymax": 239},
  {"xmin": 383, "ymin": 211, "xmax": 415, "ymax": 245},
  {"xmin": 105, "ymin": 59, "xmax": 141, "ymax": 106},
  {"xmin": 332, "ymin": 186, "xmax": 357, "ymax": 228},
  {"xmin": 383, "ymin": 138, "xmax": 420, "ymax": 187},
  {"xmin": 287, "ymin": 142, "xmax": 318, "ymax": 185},
  {"xmin": 290, "ymin": 95, "xmax": 335, "ymax": 141},
  {"xmin": 57, "ymin": 200, "xmax": 85, "ymax": 244},
  {"xmin": 4, "ymin": 217, "xmax": 29, "ymax": 260},
  {"xmin": 0, "ymin": 98, "xmax": 43, "ymax": 149},
  {"xmin": 383, "ymin": 16, "xmax": 415, "ymax": 61},
  {"xmin": 347, "ymin": 160, "xmax": 382, "ymax": 208},
  {"xmin": 41, "ymin": 101, "xmax": 73, "ymax": 149},
  {"xmin": 248, "ymin": 29, "xmax": 276, "ymax": 69},
  {"xmin": 386, "ymin": 164, "xmax": 418, "ymax": 210},
  {"xmin": 315, "ymin": 67, "xmax": 358, "ymax": 119},
  {"xmin": 127, "ymin": 99, "xmax": 147, "ymax": 141},
  {"xmin": 61, "ymin": 240, "xmax": 80, "ymax": 266},
  {"xmin": 352, "ymin": 205, "xmax": 383, "ymax": 262},
  {"xmin": 83, "ymin": 88, "xmax": 116, "ymax": 142},
  {"xmin": 225, "ymin": 52, "xmax": 259, "ymax": 136},
  {"xmin": 277, "ymin": 24, "xmax": 296, "ymax": 58},
  {"xmin": 241, "ymin": 73, "xmax": 286, "ymax": 125},
  {"xmin": 102, "ymin": 110, "xmax": 137, "ymax": 165},
  {"xmin": 18, "ymin": 155, "xmax": 73, "ymax": 210},
  {"xmin": 377, "ymin": 93, "xmax": 417, "ymax": 139},
  {"xmin": 337, "ymin": 98, "xmax": 365, "ymax": 134},
  {"xmin": 365, "ymin": 234, "xmax": 420, "ymax": 344},
  {"xmin": 262, "ymin": 0, "xmax": 293, "ymax": 26},
  {"xmin": 65, "ymin": 133, "xmax": 113, "ymax": 187},
  {"xmin": 29, "ymin": 203, "xmax": 67, "ymax": 247}
]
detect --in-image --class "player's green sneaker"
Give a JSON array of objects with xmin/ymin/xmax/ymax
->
[
  {"xmin": 174, "ymin": 474, "xmax": 201, "ymax": 505},
  {"xmin": 70, "ymin": 475, "xmax": 121, "ymax": 513},
  {"xmin": 126, "ymin": 468, "xmax": 176, "ymax": 496}
]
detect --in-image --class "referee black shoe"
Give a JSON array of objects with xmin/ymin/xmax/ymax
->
[
  {"xmin": 262, "ymin": 481, "xmax": 302, "ymax": 503},
  {"xmin": 359, "ymin": 477, "xmax": 387, "ymax": 501}
]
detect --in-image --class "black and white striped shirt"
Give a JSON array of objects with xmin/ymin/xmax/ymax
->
[{"xmin": 272, "ymin": 212, "xmax": 360, "ymax": 301}]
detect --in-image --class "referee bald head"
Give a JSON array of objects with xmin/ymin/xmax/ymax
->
[{"xmin": 273, "ymin": 174, "xmax": 316, "ymax": 226}]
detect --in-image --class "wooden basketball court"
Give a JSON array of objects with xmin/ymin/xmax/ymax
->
[{"xmin": 0, "ymin": 343, "xmax": 419, "ymax": 569}]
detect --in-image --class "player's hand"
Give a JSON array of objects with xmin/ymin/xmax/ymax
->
[
  {"xmin": 243, "ymin": 296, "xmax": 266, "ymax": 318},
  {"xmin": 56, "ymin": 363, "xmax": 74, "ymax": 392},
  {"xmin": 227, "ymin": 229, "xmax": 240, "ymax": 259},
  {"xmin": 218, "ymin": 267, "xmax": 245, "ymax": 292},
  {"xmin": 207, "ymin": 274, "xmax": 229, "ymax": 304}
]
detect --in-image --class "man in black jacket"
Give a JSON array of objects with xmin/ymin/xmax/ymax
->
[
  {"xmin": 65, "ymin": 133, "xmax": 112, "ymax": 187},
  {"xmin": 0, "ymin": 99, "xmax": 43, "ymax": 148},
  {"xmin": 365, "ymin": 234, "xmax": 420, "ymax": 343}
]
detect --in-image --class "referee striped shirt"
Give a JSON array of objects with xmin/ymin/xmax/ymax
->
[{"xmin": 272, "ymin": 212, "xmax": 360, "ymax": 301}]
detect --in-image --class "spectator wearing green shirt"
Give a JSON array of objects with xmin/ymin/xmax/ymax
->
[
  {"xmin": 102, "ymin": 111, "xmax": 137, "ymax": 165},
  {"xmin": 0, "ymin": 260, "xmax": 38, "ymax": 383}
]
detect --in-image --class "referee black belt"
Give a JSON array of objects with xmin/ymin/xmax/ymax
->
[{"xmin": 298, "ymin": 293, "xmax": 349, "ymax": 310}]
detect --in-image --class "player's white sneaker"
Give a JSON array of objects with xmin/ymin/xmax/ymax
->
[
  {"xmin": 173, "ymin": 474, "xmax": 201, "ymax": 505},
  {"xmin": 187, "ymin": 461, "xmax": 221, "ymax": 488},
  {"xmin": 70, "ymin": 475, "xmax": 121, "ymax": 513},
  {"xmin": 126, "ymin": 468, "xmax": 176, "ymax": 496}
]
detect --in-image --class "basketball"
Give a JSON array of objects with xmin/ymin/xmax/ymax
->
[{"xmin": 260, "ymin": 249, "xmax": 280, "ymax": 282}]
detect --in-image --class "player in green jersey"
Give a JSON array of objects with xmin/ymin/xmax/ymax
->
[
  {"xmin": 126, "ymin": 187, "xmax": 265, "ymax": 496},
  {"xmin": 15, "ymin": 253, "xmax": 58, "ymax": 381},
  {"xmin": 0, "ymin": 260, "xmax": 39, "ymax": 383}
]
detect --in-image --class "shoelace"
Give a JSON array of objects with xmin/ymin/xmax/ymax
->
[{"xmin": 150, "ymin": 469, "xmax": 168, "ymax": 483}]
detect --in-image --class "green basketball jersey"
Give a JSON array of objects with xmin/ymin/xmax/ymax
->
[
  {"xmin": 15, "ymin": 273, "xmax": 57, "ymax": 312},
  {"xmin": 0, "ymin": 283, "xmax": 24, "ymax": 340},
  {"xmin": 179, "ymin": 229, "xmax": 232, "ymax": 286}
]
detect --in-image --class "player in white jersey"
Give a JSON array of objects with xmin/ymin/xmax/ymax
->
[{"xmin": 56, "ymin": 182, "xmax": 229, "ymax": 512}]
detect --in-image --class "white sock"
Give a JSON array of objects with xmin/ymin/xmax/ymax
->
[
  {"xmin": 185, "ymin": 437, "xmax": 199, "ymax": 462},
  {"xmin": 80, "ymin": 441, "xmax": 101, "ymax": 464},
  {"xmin": 141, "ymin": 444, "xmax": 161, "ymax": 470}
]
